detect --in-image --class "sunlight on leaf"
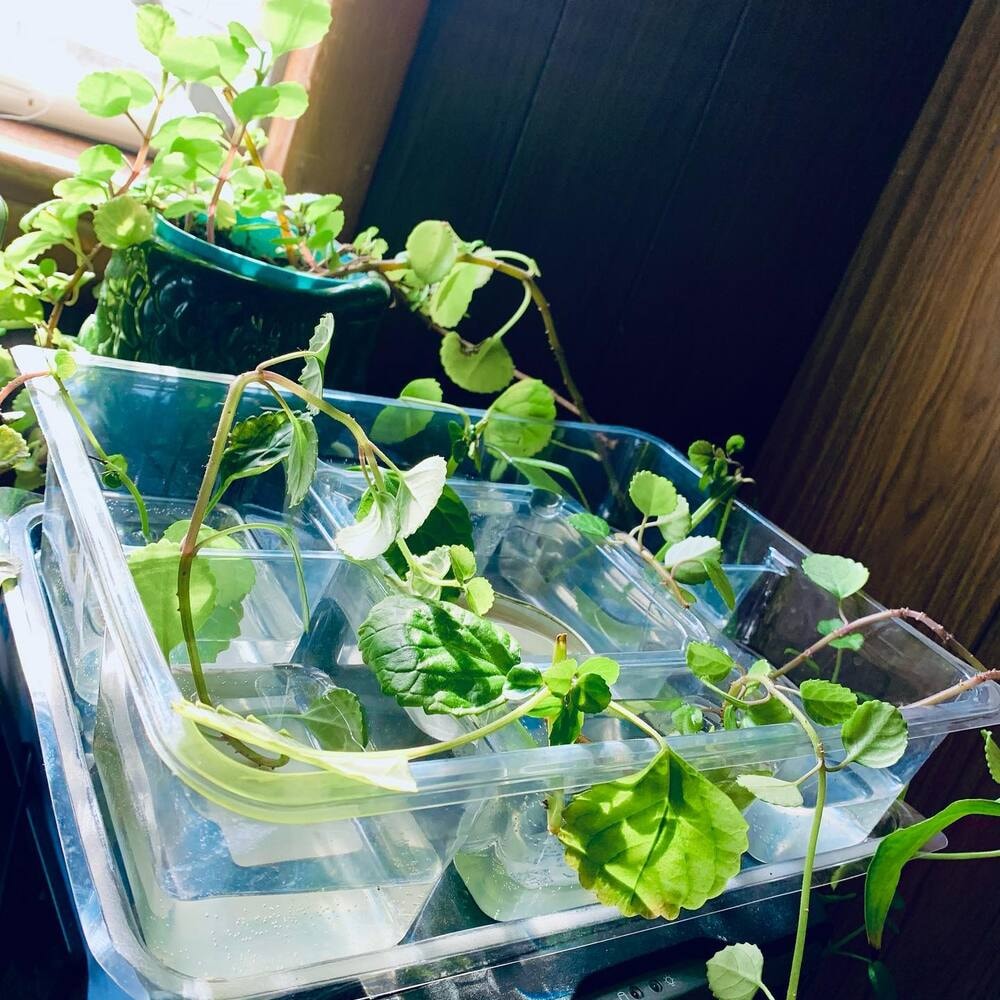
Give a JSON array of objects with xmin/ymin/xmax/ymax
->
[{"xmin": 706, "ymin": 942, "xmax": 766, "ymax": 1000}]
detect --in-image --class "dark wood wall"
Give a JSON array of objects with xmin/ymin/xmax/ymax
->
[{"xmin": 360, "ymin": 0, "xmax": 970, "ymax": 459}]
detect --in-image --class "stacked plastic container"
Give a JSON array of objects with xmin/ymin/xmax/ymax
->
[{"xmin": 12, "ymin": 346, "xmax": 1000, "ymax": 996}]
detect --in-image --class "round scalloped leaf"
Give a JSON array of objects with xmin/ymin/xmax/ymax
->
[
  {"xmin": 841, "ymin": 700, "xmax": 908, "ymax": 768},
  {"xmin": 800, "ymin": 678, "xmax": 858, "ymax": 726},
  {"xmin": 261, "ymin": 0, "xmax": 332, "ymax": 56},
  {"xmin": 686, "ymin": 641, "xmax": 736, "ymax": 682},
  {"xmin": 628, "ymin": 470, "xmax": 678, "ymax": 517},
  {"xmin": 137, "ymin": 5, "xmax": 176, "ymax": 55},
  {"xmin": 706, "ymin": 943, "xmax": 766, "ymax": 1000},
  {"xmin": 802, "ymin": 553, "xmax": 869, "ymax": 600},
  {"xmin": 93, "ymin": 196, "xmax": 154, "ymax": 249},
  {"xmin": 371, "ymin": 378, "xmax": 443, "ymax": 444},
  {"xmin": 569, "ymin": 512, "xmax": 610, "ymax": 540},
  {"xmin": 440, "ymin": 332, "xmax": 514, "ymax": 393},
  {"xmin": 483, "ymin": 378, "xmax": 555, "ymax": 457},
  {"xmin": 406, "ymin": 220, "xmax": 458, "ymax": 285},
  {"xmin": 557, "ymin": 747, "xmax": 748, "ymax": 919},
  {"xmin": 735, "ymin": 774, "xmax": 804, "ymax": 807}
]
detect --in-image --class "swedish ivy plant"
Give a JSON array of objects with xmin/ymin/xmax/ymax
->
[{"xmin": 2, "ymin": 317, "xmax": 997, "ymax": 1000}]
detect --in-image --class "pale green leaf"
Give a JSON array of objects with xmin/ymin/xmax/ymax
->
[
  {"xmin": 271, "ymin": 80, "xmax": 309, "ymax": 118},
  {"xmin": 802, "ymin": 553, "xmax": 870, "ymax": 600},
  {"xmin": 0, "ymin": 426, "xmax": 30, "ymax": 469},
  {"xmin": 735, "ymin": 774, "xmax": 804, "ymax": 807},
  {"xmin": 706, "ymin": 942, "xmax": 766, "ymax": 1000},
  {"xmin": 817, "ymin": 617, "xmax": 865, "ymax": 650},
  {"xmin": 396, "ymin": 456, "xmax": 447, "ymax": 538},
  {"xmin": 655, "ymin": 495, "xmax": 692, "ymax": 545},
  {"xmin": 557, "ymin": 746, "xmax": 749, "ymax": 919},
  {"xmin": 52, "ymin": 176, "xmax": 108, "ymax": 206},
  {"xmin": 162, "ymin": 520, "xmax": 256, "ymax": 612},
  {"xmin": 629, "ymin": 470, "xmax": 678, "ymax": 517},
  {"xmin": 448, "ymin": 544, "xmax": 477, "ymax": 582},
  {"xmin": 261, "ymin": 0, "xmax": 332, "ymax": 56},
  {"xmin": 430, "ymin": 260, "xmax": 490, "ymax": 327},
  {"xmin": 173, "ymin": 699, "xmax": 415, "ymax": 791},
  {"xmin": 116, "ymin": 70, "xmax": 156, "ymax": 108},
  {"xmin": 93, "ymin": 196, "xmax": 154, "ymax": 248},
  {"xmin": 482, "ymin": 378, "xmax": 555, "ymax": 458},
  {"xmin": 77, "ymin": 144, "xmax": 128, "ymax": 182},
  {"xmin": 158, "ymin": 34, "xmax": 224, "ymax": 82},
  {"xmin": 404, "ymin": 545, "xmax": 452, "ymax": 599},
  {"xmin": 136, "ymin": 5, "xmax": 176, "ymax": 55},
  {"xmin": 298, "ymin": 313, "xmax": 334, "ymax": 399},
  {"xmin": 672, "ymin": 703, "xmax": 704, "ymax": 735},
  {"xmin": 705, "ymin": 558, "xmax": 736, "ymax": 611},
  {"xmin": 0, "ymin": 554, "xmax": 21, "ymax": 589},
  {"xmin": 232, "ymin": 84, "xmax": 281, "ymax": 122},
  {"xmin": 984, "ymin": 730, "xmax": 1000, "ymax": 785},
  {"xmin": 51, "ymin": 350, "xmax": 76, "ymax": 380},
  {"xmin": 336, "ymin": 489, "xmax": 398, "ymax": 561},
  {"xmin": 866, "ymin": 798, "xmax": 1000, "ymax": 946},
  {"xmin": 358, "ymin": 595, "xmax": 521, "ymax": 716},
  {"xmin": 440, "ymin": 332, "xmax": 514, "ymax": 393},
  {"xmin": 3, "ymin": 231, "xmax": 59, "ymax": 267},
  {"xmin": 663, "ymin": 535, "xmax": 722, "ymax": 584},
  {"xmin": 0, "ymin": 289, "xmax": 44, "ymax": 330},
  {"xmin": 297, "ymin": 687, "xmax": 367, "ymax": 751},
  {"xmin": 406, "ymin": 220, "xmax": 458, "ymax": 284},
  {"xmin": 371, "ymin": 377, "xmax": 443, "ymax": 444},
  {"xmin": 841, "ymin": 701, "xmax": 908, "ymax": 768},
  {"xmin": 800, "ymin": 679, "xmax": 859, "ymax": 726},
  {"xmin": 286, "ymin": 413, "xmax": 318, "ymax": 507},
  {"xmin": 76, "ymin": 71, "xmax": 132, "ymax": 117},
  {"xmin": 465, "ymin": 576, "xmax": 495, "ymax": 616},
  {"xmin": 127, "ymin": 539, "xmax": 216, "ymax": 657},
  {"xmin": 686, "ymin": 641, "xmax": 736, "ymax": 682},
  {"xmin": 569, "ymin": 512, "xmax": 610, "ymax": 540}
]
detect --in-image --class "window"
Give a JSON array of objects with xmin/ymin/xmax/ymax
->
[{"xmin": 0, "ymin": 1, "xmax": 266, "ymax": 148}]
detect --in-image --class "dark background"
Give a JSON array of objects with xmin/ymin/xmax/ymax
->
[{"xmin": 359, "ymin": 0, "xmax": 970, "ymax": 457}]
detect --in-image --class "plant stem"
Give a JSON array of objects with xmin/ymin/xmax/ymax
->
[
  {"xmin": 607, "ymin": 700, "xmax": 668, "ymax": 749},
  {"xmin": 206, "ymin": 122, "xmax": 247, "ymax": 244},
  {"xmin": 0, "ymin": 371, "xmax": 48, "ymax": 408},
  {"xmin": 457, "ymin": 252, "xmax": 593, "ymax": 424},
  {"xmin": 771, "ymin": 608, "xmax": 991, "ymax": 681},
  {"xmin": 913, "ymin": 848, "xmax": 1000, "ymax": 861},
  {"xmin": 905, "ymin": 669, "xmax": 1000, "ymax": 709},
  {"xmin": 404, "ymin": 687, "xmax": 551, "ymax": 760}
]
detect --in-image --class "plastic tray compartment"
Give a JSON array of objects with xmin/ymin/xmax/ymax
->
[
  {"xmin": 16, "ymin": 350, "xmax": 1000, "ymax": 953},
  {"xmin": 2, "ymin": 507, "xmax": 953, "ymax": 999}
]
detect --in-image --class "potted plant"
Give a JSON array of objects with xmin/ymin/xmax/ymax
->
[{"xmin": 7, "ymin": 324, "xmax": 997, "ymax": 997}]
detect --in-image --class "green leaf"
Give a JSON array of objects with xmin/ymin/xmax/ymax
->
[
  {"xmin": 0, "ymin": 554, "xmax": 21, "ymax": 590},
  {"xmin": 371, "ymin": 377, "xmax": 443, "ymax": 444},
  {"xmin": 440, "ymin": 332, "xmax": 514, "ymax": 393},
  {"xmin": 136, "ymin": 5, "xmax": 176, "ymax": 55},
  {"xmin": 449, "ymin": 544, "xmax": 477, "ymax": 582},
  {"xmin": 77, "ymin": 144, "xmax": 128, "ymax": 182},
  {"xmin": 840, "ymin": 701, "xmax": 908, "ymax": 768},
  {"xmin": 228, "ymin": 20, "xmax": 256, "ymax": 51},
  {"xmin": 817, "ymin": 617, "xmax": 865, "ymax": 650},
  {"xmin": 162, "ymin": 520, "xmax": 257, "ymax": 614},
  {"xmin": 127, "ymin": 539, "xmax": 216, "ymax": 657},
  {"xmin": 0, "ymin": 426, "xmax": 30, "ymax": 469},
  {"xmin": 116, "ymin": 70, "xmax": 156, "ymax": 108},
  {"xmin": 557, "ymin": 746, "xmax": 749, "ymax": 919},
  {"xmin": 232, "ymin": 84, "xmax": 281, "ymax": 122},
  {"xmin": 158, "ymin": 34, "xmax": 224, "ymax": 82},
  {"xmin": 76, "ymin": 71, "xmax": 132, "ymax": 117},
  {"xmin": 672, "ymin": 703, "xmax": 704, "ymax": 735},
  {"xmin": 0, "ymin": 289, "xmax": 43, "ymax": 330},
  {"xmin": 655, "ymin": 495, "xmax": 692, "ymax": 546},
  {"xmin": 218, "ymin": 411, "xmax": 292, "ymax": 496},
  {"xmin": 688, "ymin": 440, "xmax": 714, "ymax": 472},
  {"xmin": 336, "ymin": 488, "xmax": 398, "ymax": 561},
  {"xmin": 4, "ymin": 231, "xmax": 59, "ymax": 267},
  {"xmin": 569, "ymin": 512, "xmax": 610, "ymax": 540},
  {"xmin": 706, "ymin": 943, "xmax": 766, "ymax": 1000},
  {"xmin": 297, "ymin": 687, "xmax": 367, "ymax": 751},
  {"xmin": 358, "ymin": 595, "xmax": 521, "ymax": 716},
  {"xmin": 298, "ymin": 313, "xmax": 334, "ymax": 399},
  {"xmin": 430, "ymin": 260, "xmax": 491, "ymax": 327},
  {"xmin": 686, "ymin": 641, "xmax": 736, "ymax": 683},
  {"xmin": 802, "ymin": 553, "xmax": 869, "ymax": 600},
  {"xmin": 865, "ymin": 798, "xmax": 1000, "ymax": 946},
  {"xmin": 629, "ymin": 470, "xmax": 678, "ymax": 517},
  {"xmin": 51, "ymin": 350, "xmax": 76, "ymax": 380},
  {"xmin": 725, "ymin": 434, "xmax": 746, "ymax": 454},
  {"xmin": 286, "ymin": 413, "xmax": 318, "ymax": 507},
  {"xmin": 174, "ymin": 699, "xmax": 415, "ymax": 791},
  {"xmin": 983, "ymin": 730, "xmax": 1000, "ymax": 785},
  {"xmin": 504, "ymin": 665, "xmax": 543, "ymax": 698},
  {"xmin": 261, "ymin": 0, "xmax": 332, "ymax": 56},
  {"xmin": 483, "ymin": 379, "xmax": 555, "ymax": 458},
  {"xmin": 735, "ymin": 774, "xmax": 804, "ymax": 807},
  {"xmin": 93, "ymin": 197, "xmax": 154, "ymax": 249},
  {"xmin": 465, "ymin": 577, "xmax": 495, "ymax": 616},
  {"xmin": 403, "ymin": 545, "xmax": 452, "ymax": 600},
  {"xmin": 396, "ymin": 456, "xmax": 447, "ymax": 538},
  {"xmin": 406, "ymin": 220, "xmax": 458, "ymax": 284},
  {"xmin": 800, "ymin": 679, "xmax": 859, "ymax": 726},
  {"xmin": 507, "ymin": 454, "xmax": 588, "ymax": 507},
  {"xmin": 270, "ymin": 80, "xmax": 310, "ymax": 118},
  {"xmin": 0, "ymin": 487, "xmax": 41, "ymax": 518},
  {"xmin": 52, "ymin": 176, "xmax": 108, "ymax": 206},
  {"xmin": 662, "ymin": 535, "xmax": 723, "ymax": 585},
  {"xmin": 704, "ymin": 558, "xmax": 736, "ymax": 611}
]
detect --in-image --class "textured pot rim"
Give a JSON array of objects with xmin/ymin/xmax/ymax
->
[{"xmin": 153, "ymin": 214, "xmax": 389, "ymax": 300}]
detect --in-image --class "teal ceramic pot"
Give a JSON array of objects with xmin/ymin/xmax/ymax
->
[{"xmin": 80, "ymin": 216, "xmax": 390, "ymax": 389}]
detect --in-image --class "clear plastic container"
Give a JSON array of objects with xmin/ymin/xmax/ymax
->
[
  {"xmin": 15, "ymin": 348, "xmax": 1000, "ymax": 954},
  {"xmin": 0, "ymin": 506, "xmax": 952, "ymax": 997}
]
